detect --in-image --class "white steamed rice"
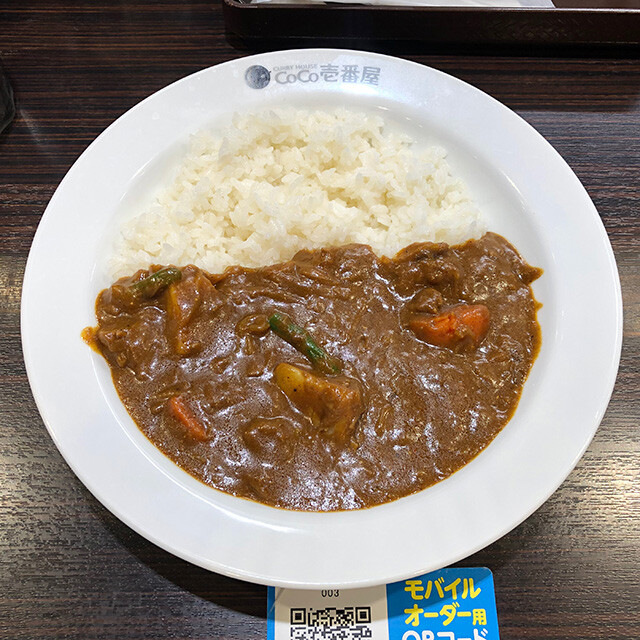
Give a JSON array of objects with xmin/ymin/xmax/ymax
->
[{"xmin": 110, "ymin": 108, "xmax": 484, "ymax": 277}]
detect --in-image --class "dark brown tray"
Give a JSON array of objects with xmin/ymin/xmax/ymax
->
[{"xmin": 222, "ymin": 0, "xmax": 640, "ymax": 49}]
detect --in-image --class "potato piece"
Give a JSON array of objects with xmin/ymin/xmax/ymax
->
[
  {"xmin": 164, "ymin": 269, "xmax": 216, "ymax": 356},
  {"xmin": 273, "ymin": 363, "xmax": 363, "ymax": 442}
]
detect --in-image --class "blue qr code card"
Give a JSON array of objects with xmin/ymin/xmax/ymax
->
[{"xmin": 267, "ymin": 567, "xmax": 499, "ymax": 640}]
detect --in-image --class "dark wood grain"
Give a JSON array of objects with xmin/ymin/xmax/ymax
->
[{"xmin": 0, "ymin": 2, "xmax": 638, "ymax": 639}]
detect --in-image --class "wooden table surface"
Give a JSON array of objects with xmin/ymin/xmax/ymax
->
[{"xmin": 1, "ymin": 2, "xmax": 638, "ymax": 638}]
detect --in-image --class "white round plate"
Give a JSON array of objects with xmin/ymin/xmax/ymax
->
[{"xmin": 22, "ymin": 49, "xmax": 622, "ymax": 588}]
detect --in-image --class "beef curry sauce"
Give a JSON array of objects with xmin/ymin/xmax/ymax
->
[{"xmin": 85, "ymin": 232, "xmax": 541, "ymax": 511}]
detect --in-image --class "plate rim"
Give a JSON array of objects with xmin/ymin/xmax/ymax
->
[{"xmin": 21, "ymin": 48, "xmax": 623, "ymax": 588}]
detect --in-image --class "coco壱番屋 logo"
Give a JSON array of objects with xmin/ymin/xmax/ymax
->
[{"xmin": 244, "ymin": 65, "xmax": 271, "ymax": 89}]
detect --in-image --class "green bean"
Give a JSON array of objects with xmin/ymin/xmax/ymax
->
[
  {"xmin": 128, "ymin": 267, "xmax": 182, "ymax": 298},
  {"xmin": 268, "ymin": 312, "xmax": 342, "ymax": 375}
]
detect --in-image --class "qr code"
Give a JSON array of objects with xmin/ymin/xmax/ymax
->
[{"xmin": 290, "ymin": 606, "xmax": 373, "ymax": 639}]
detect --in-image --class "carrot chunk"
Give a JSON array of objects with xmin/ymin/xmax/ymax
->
[
  {"xmin": 167, "ymin": 395, "xmax": 208, "ymax": 441},
  {"xmin": 409, "ymin": 304, "xmax": 490, "ymax": 350}
]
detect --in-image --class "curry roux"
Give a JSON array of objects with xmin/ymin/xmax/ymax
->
[{"xmin": 86, "ymin": 232, "xmax": 542, "ymax": 511}]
